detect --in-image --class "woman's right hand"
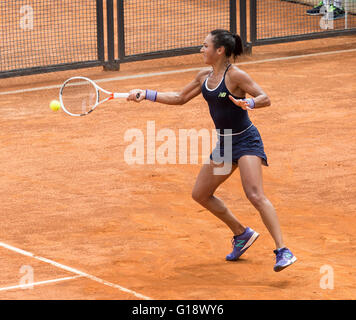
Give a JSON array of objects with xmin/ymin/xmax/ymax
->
[{"xmin": 127, "ymin": 89, "xmax": 146, "ymax": 102}]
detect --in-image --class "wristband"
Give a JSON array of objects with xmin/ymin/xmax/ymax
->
[
  {"xmin": 145, "ymin": 89, "xmax": 157, "ymax": 102},
  {"xmin": 244, "ymin": 98, "xmax": 255, "ymax": 109}
]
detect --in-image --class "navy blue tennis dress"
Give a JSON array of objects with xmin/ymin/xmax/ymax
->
[{"xmin": 201, "ymin": 64, "xmax": 268, "ymax": 166}]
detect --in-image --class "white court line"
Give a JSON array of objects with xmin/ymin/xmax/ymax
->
[
  {"xmin": 0, "ymin": 275, "xmax": 82, "ymax": 292},
  {"xmin": 0, "ymin": 241, "xmax": 152, "ymax": 300},
  {"xmin": 0, "ymin": 48, "xmax": 355, "ymax": 96}
]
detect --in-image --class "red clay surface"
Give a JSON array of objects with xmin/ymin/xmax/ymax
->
[{"xmin": 0, "ymin": 35, "xmax": 355, "ymax": 300}]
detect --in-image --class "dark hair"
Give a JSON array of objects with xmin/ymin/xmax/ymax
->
[{"xmin": 210, "ymin": 29, "xmax": 243, "ymax": 59}]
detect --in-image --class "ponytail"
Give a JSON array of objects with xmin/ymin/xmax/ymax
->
[
  {"xmin": 232, "ymin": 34, "xmax": 243, "ymax": 58},
  {"xmin": 210, "ymin": 29, "xmax": 244, "ymax": 60}
]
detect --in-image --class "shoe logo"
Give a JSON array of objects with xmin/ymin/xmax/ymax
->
[
  {"xmin": 284, "ymin": 253, "xmax": 293, "ymax": 259},
  {"xmin": 218, "ymin": 92, "xmax": 227, "ymax": 98},
  {"xmin": 235, "ymin": 240, "xmax": 245, "ymax": 248}
]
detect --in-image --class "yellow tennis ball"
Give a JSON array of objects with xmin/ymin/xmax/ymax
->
[{"xmin": 50, "ymin": 100, "xmax": 61, "ymax": 111}]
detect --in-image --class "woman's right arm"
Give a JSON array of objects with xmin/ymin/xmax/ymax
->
[{"xmin": 127, "ymin": 69, "xmax": 210, "ymax": 105}]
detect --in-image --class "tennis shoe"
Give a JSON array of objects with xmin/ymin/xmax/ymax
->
[
  {"xmin": 306, "ymin": 1, "xmax": 324, "ymax": 15},
  {"xmin": 226, "ymin": 227, "xmax": 259, "ymax": 261},
  {"xmin": 273, "ymin": 247, "xmax": 297, "ymax": 272},
  {"xmin": 328, "ymin": 5, "xmax": 345, "ymax": 20}
]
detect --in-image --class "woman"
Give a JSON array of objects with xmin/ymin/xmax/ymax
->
[{"xmin": 127, "ymin": 29, "xmax": 296, "ymax": 272}]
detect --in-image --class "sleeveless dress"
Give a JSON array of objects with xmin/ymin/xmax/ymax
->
[{"xmin": 201, "ymin": 64, "xmax": 268, "ymax": 166}]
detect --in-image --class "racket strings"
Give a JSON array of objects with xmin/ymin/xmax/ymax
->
[{"xmin": 61, "ymin": 79, "xmax": 98, "ymax": 116}]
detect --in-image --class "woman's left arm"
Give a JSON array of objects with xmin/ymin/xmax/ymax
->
[{"xmin": 228, "ymin": 69, "xmax": 271, "ymax": 110}]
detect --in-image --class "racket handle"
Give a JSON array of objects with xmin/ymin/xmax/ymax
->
[
  {"xmin": 113, "ymin": 93, "xmax": 129, "ymax": 98},
  {"xmin": 113, "ymin": 93, "xmax": 141, "ymax": 99}
]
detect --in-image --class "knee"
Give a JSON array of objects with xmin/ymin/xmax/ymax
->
[
  {"xmin": 192, "ymin": 189, "xmax": 210, "ymax": 205},
  {"xmin": 245, "ymin": 189, "xmax": 266, "ymax": 208}
]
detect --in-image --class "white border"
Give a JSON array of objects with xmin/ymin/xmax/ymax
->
[
  {"xmin": 0, "ymin": 241, "xmax": 152, "ymax": 300},
  {"xmin": 1, "ymin": 48, "xmax": 355, "ymax": 96}
]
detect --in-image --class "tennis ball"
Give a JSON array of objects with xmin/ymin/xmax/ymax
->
[{"xmin": 50, "ymin": 100, "xmax": 61, "ymax": 111}]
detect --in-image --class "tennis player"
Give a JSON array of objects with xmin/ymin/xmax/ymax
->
[{"xmin": 127, "ymin": 29, "xmax": 296, "ymax": 272}]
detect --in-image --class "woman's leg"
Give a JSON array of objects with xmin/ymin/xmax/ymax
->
[
  {"xmin": 192, "ymin": 160, "xmax": 245, "ymax": 235},
  {"xmin": 238, "ymin": 155, "xmax": 285, "ymax": 249}
]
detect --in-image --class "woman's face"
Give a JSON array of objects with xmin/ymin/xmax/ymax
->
[{"xmin": 200, "ymin": 34, "xmax": 220, "ymax": 65}]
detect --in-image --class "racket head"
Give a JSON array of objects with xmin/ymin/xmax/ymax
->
[{"xmin": 59, "ymin": 77, "xmax": 100, "ymax": 117}]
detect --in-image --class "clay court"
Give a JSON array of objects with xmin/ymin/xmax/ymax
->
[{"xmin": 0, "ymin": 1, "xmax": 356, "ymax": 301}]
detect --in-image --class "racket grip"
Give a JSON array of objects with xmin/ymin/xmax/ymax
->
[
  {"xmin": 113, "ymin": 93, "xmax": 141, "ymax": 99},
  {"xmin": 114, "ymin": 93, "xmax": 129, "ymax": 98}
]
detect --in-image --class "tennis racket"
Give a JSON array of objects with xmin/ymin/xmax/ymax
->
[{"xmin": 59, "ymin": 76, "xmax": 140, "ymax": 117}]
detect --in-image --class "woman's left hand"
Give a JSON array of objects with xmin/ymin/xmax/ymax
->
[{"xmin": 229, "ymin": 95, "xmax": 253, "ymax": 110}]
